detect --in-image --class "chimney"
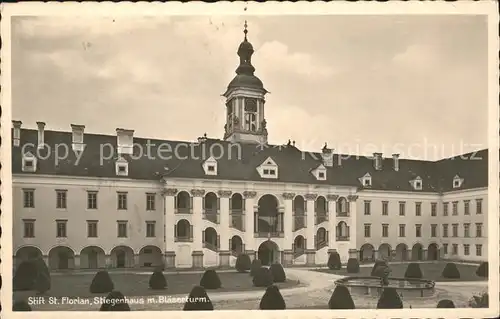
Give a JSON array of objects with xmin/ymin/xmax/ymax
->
[
  {"xmin": 12, "ymin": 120, "xmax": 22, "ymax": 147},
  {"xmin": 116, "ymin": 128, "xmax": 134, "ymax": 155},
  {"xmin": 373, "ymin": 152, "xmax": 382, "ymax": 170},
  {"xmin": 71, "ymin": 124, "xmax": 85, "ymax": 152},
  {"xmin": 36, "ymin": 122, "xmax": 45, "ymax": 149},
  {"xmin": 392, "ymin": 154, "xmax": 400, "ymax": 171},
  {"xmin": 321, "ymin": 143, "xmax": 334, "ymax": 167}
]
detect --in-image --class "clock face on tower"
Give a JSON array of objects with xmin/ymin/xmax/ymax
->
[{"xmin": 244, "ymin": 98, "xmax": 258, "ymax": 113}]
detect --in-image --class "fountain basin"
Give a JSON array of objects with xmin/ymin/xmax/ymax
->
[{"xmin": 334, "ymin": 276, "xmax": 435, "ymax": 298}]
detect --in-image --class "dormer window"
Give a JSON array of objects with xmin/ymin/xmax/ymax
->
[
  {"xmin": 318, "ymin": 172, "xmax": 325, "ymax": 178},
  {"xmin": 115, "ymin": 157, "xmax": 128, "ymax": 176},
  {"xmin": 22, "ymin": 152, "xmax": 37, "ymax": 172},
  {"xmin": 453, "ymin": 175, "xmax": 463, "ymax": 188},
  {"xmin": 202, "ymin": 156, "xmax": 218, "ymax": 176},
  {"xmin": 359, "ymin": 173, "xmax": 372, "ymax": 187},
  {"xmin": 312, "ymin": 164, "xmax": 327, "ymax": 181},
  {"xmin": 410, "ymin": 176, "xmax": 423, "ymax": 190},
  {"xmin": 258, "ymin": 156, "xmax": 278, "ymax": 179}
]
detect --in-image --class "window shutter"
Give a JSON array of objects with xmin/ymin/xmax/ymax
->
[
  {"xmin": 217, "ymin": 197, "xmax": 220, "ymax": 210},
  {"xmin": 229, "ymin": 197, "xmax": 233, "ymax": 210},
  {"xmin": 292, "ymin": 199, "xmax": 295, "ymax": 214},
  {"xmin": 217, "ymin": 235, "xmax": 220, "ymax": 249},
  {"xmin": 189, "ymin": 225, "xmax": 193, "ymax": 239},
  {"xmin": 243, "ymin": 198, "xmax": 246, "ymax": 210},
  {"xmin": 326, "ymin": 200, "xmax": 329, "ymax": 213},
  {"xmin": 314, "ymin": 199, "xmax": 318, "ymax": 212},
  {"xmin": 254, "ymin": 212, "xmax": 258, "ymax": 232},
  {"xmin": 304, "ymin": 238, "xmax": 307, "ymax": 249},
  {"xmin": 314, "ymin": 235, "xmax": 317, "ymax": 248},
  {"xmin": 229, "ymin": 238, "xmax": 233, "ymax": 251},
  {"xmin": 347, "ymin": 226, "xmax": 350, "ymax": 237},
  {"xmin": 202, "ymin": 197, "xmax": 206, "ymax": 209},
  {"xmin": 174, "ymin": 196, "xmax": 177, "ymax": 209},
  {"xmin": 190, "ymin": 197, "xmax": 194, "ymax": 210},
  {"xmin": 202, "ymin": 230, "xmax": 206, "ymax": 243},
  {"xmin": 326, "ymin": 230, "xmax": 329, "ymax": 242},
  {"xmin": 304, "ymin": 200, "xmax": 308, "ymax": 212},
  {"xmin": 174, "ymin": 224, "xmax": 177, "ymax": 238}
]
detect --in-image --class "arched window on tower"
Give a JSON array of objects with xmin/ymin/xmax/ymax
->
[
  {"xmin": 226, "ymin": 101, "xmax": 233, "ymax": 130},
  {"xmin": 244, "ymin": 98, "xmax": 258, "ymax": 132}
]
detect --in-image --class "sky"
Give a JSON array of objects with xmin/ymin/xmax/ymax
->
[{"xmin": 10, "ymin": 14, "xmax": 488, "ymax": 160}]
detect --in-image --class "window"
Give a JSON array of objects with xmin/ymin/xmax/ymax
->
[
  {"xmin": 476, "ymin": 199, "xmax": 483, "ymax": 214},
  {"xmin": 56, "ymin": 220, "xmax": 67, "ymax": 238},
  {"xmin": 476, "ymin": 223, "xmax": 483, "ymax": 237},
  {"xmin": 476, "ymin": 244, "xmax": 482, "ymax": 256},
  {"xmin": 146, "ymin": 221, "xmax": 156, "ymax": 237},
  {"xmin": 244, "ymin": 98, "xmax": 258, "ymax": 132},
  {"xmin": 464, "ymin": 200, "xmax": 470, "ymax": 215},
  {"xmin": 87, "ymin": 221, "xmax": 98, "ymax": 238},
  {"xmin": 452, "ymin": 224, "xmax": 458, "ymax": 237},
  {"xmin": 364, "ymin": 177, "xmax": 371, "ymax": 187},
  {"xmin": 364, "ymin": 224, "xmax": 371, "ymax": 237},
  {"xmin": 431, "ymin": 202, "xmax": 437, "ymax": 216},
  {"xmin": 117, "ymin": 221, "xmax": 128, "ymax": 238},
  {"xmin": 87, "ymin": 191, "xmax": 98, "ymax": 209},
  {"xmin": 382, "ymin": 201, "xmax": 388, "ymax": 215},
  {"xmin": 452, "ymin": 244, "xmax": 458, "ymax": 255},
  {"xmin": 117, "ymin": 192, "xmax": 128, "ymax": 210},
  {"xmin": 399, "ymin": 202, "xmax": 405, "ymax": 216},
  {"xmin": 415, "ymin": 224, "xmax": 422, "ymax": 237},
  {"xmin": 22, "ymin": 153, "xmax": 37, "ymax": 172},
  {"xmin": 452, "ymin": 201, "xmax": 458, "ymax": 215},
  {"xmin": 56, "ymin": 190, "xmax": 67, "ymax": 209},
  {"xmin": 443, "ymin": 224, "xmax": 448, "ymax": 237},
  {"xmin": 23, "ymin": 189, "xmax": 35, "ymax": 208},
  {"xmin": 464, "ymin": 223, "xmax": 470, "ymax": 237},
  {"xmin": 382, "ymin": 224, "xmax": 389, "ymax": 237},
  {"xmin": 453, "ymin": 179, "xmax": 461, "ymax": 188},
  {"xmin": 399, "ymin": 224, "xmax": 405, "ymax": 237},
  {"xmin": 414, "ymin": 179, "xmax": 422, "ymax": 190},
  {"xmin": 415, "ymin": 202, "xmax": 421, "ymax": 216},
  {"xmin": 443, "ymin": 243, "xmax": 448, "ymax": 254},
  {"xmin": 431, "ymin": 224, "xmax": 437, "ymax": 237},
  {"xmin": 208, "ymin": 165, "xmax": 215, "ymax": 172},
  {"xmin": 443, "ymin": 202, "xmax": 448, "ymax": 216},
  {"xmin": 115, "ymin": 158, "xmax": 128, "ymax": 176},
  {"xmin": 146, "ymin": 193, "xmax": 156, "ymax": 211},
  {"xmin": 269, "ymin": 169, "xmax": 276, "ymax": 175},
  {"xmin": 23, "ymin": 219, "xmax": 35, "ymax": 238},
  {"xmin": 318, "ymin": 172, "xmax": 325, "ymax": 179},
  {"xmin": 364, "ymin": 201, "xmax": 371, "ymax": 215},
  {"xmin": 463, "ymin": 244, "xmax": 470, "ymax": 256}
]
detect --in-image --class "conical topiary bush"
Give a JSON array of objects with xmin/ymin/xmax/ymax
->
[
  {"xmin": 376, "ymin": 287, "xmax": 403, "ymax": 309},
  {"xmin": 183, "ymin": 285, "xmax": 214, "ymax": 311},
  {"xmin": 259, "ymin": 285, "xmax": 286, "ymax": 310},
  {"xmin": 90, "ymin": 270, "xmax": 114, "ymax": 293},
  {"xmin": 99, "ymin": 291, "xmax": 131, "ymax": 311},
  {"xmin": 346, "ymin": 258, "xmax": 360, "ymax": 273},
  {"xmin": 250, "ymin": 259, "xmax": 262, "ymax": 277},
  {"xmin": 328, "ymin": 285, "xmax": 355, "ymax": 309},
  {"xmin": 33, "ymin": 258, "xmax": 51, "ymax": 294},
  {"xmin": 404, "ymin": 263, "xmax": 423, "ymax": 279},
  {"xmin": 327, "ymin": 251, "xmax": 342, "ymax": 270},
  {"xmin": 371, "ymin": 260, "xmax": 388, "ymax": 276},
  {"xmin": 253, "ymin": 267, "xmax": 274, "ymax": 287},
  {"xmin": 12, "ymin": 300, "xmax": 32, "ymax": 311},
  {"xmin": 437, "ymin": 299, "xmax": 455, "ymax": 308},
  {"xmin": 149, "ymin": 268, "xmax": 167, "ymax": 290},
  {"xmin": 200, "ymin": 269, "xmax": 222, "ymax": 289},
  {"xmin": 235, "ymin": 254, "xmax": 252, "ymax": 273},
  {"xmin": 13, "ymin": 261, "xmax": 38, "ymax": 291},
  {"xmin": 476, "ymin": 262, "xmax": 488, "ymax": 278},
  {"xmin": 441, "ymin": 263, "xmax": 461, "ymax": 279},
  {"xmin": 269, "ymin": 263, "xmax": 286, "ymax": 283}
]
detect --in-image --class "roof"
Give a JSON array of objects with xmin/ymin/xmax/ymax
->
[{"xmin": 11, "ymin": 128, "xmax": 489, "ymax": 193}]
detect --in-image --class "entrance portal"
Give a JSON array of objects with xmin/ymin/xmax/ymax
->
[{"xmin": 258, "ymin": 240, "xmax": 280, "ymax": 266}]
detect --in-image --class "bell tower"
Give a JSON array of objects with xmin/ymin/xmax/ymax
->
[{"xmin": 223, "ymin": 21, "xmax": 268, "ymax": 144}]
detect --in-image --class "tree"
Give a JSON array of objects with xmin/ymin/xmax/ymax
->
[
  {"xmin": 328, "ymin": 285, "xmax": 355, "ymax": 309},
  {"xmin": 183, "ymin": 286, "xmax": 214, "ymax": 311},
  {"xmin": 259, "ymin": 285, "xmax": 286, "ymax": 310},
  {"xmin": 346, "ymin": 258, "xmax": 360, "ymax": 273},
  {"xmin": 476, "ymin": 262, "xmax": 488, "ymax": 278},
  {"xmin": 99, "ymin": 291, "xmax": 131, "ymax": 311},
  {"xmin": 436, "ymin": 299, "xmax": 455, "ymax": 308},
  {"xmin": 149, "ymin": 268, "xmax": 167, "ymax": 290},
  {"xmin": 252, "ymin": 267, "xmax": 274, "ymax": 287},
  {"xmin": 327, "ymin": 252, "xmax": 342, "ymax": 270},
  {"xmin": 200, "ymin": 269, "xmax": 222, "ymax": 289},
  {"xmin": 250, "ymin": 259, "xmax": 262, "ymax": 277},
  {"xmin": 441, "ymin": 263, "xmax": 461, "ymax": 279},
  {"xmin": 376, "ymin": 288, "xmax": 403, "ymax": 309},
  {"xmin": 90, "ymin": 270, "xmax": 114, "ymax": 293},
  {"xmin": 404, "ymin": 263, "xmax": 423, "ymax": 279},
  {"xmin": 235, "ymin": 254, "xmax": 252, "ymax": 273},
  {"xmin": 269, "ymin": 263, "xmax": 286, "ymax": 283}
]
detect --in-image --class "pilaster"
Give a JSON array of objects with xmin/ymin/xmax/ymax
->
[
  {"xmin": 162, "ymin": 188, "xmax": 178, "ymax": 252},
  {"xmin": 347, "ymin": 195, "xmax": 358, "ymax": 249},
  {"xmin": 218, "ymin": 190, "xmax": 232, "ymax": 251},
  {"xmin": 191, "ymin": 189, "xmax": 206, "ymax": 251},
  {"xmin": 305, "ymin": 249, "xmax": 316, "ymax": 266},
  {"xmin": 243, "ymin": 191, "xmax": 257, "ymax": 251},
  {"xmin": 191, "ymin": 250, "xmax": 204, "ymax": 269},
  {"xmin": 218, "ymin": 250, "xmax": 231, "ymax": 268},
  {"xmin": 305, "ymin": 193, "xmax": 317, "ymax": 250},
  {"xmin": 327, "ymin": 194, "xmax": 338, "ymax": 247},
  {"xmin": 164, "ymin": 251, "xmax": 176, "ymax": 269},
  {"xmin": 282, "ymin": 192, "xmax": 295, "ymax": 249},
  {"xmin": 74, "ymin": 255, "xmax": 81, "ymax": 269},
  {"xmin": 134, "ymin": 254, "xmax": 140, "ymax": 268},
  {"xmin": 282, "ymin": 249, "xmax": 294, "ymax": 267}
]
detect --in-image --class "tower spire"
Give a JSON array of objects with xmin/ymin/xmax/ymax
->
[{"xmin": 244, "ymin": 20, "xmax": 248, "ymax": 41}]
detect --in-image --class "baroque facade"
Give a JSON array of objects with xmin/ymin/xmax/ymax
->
[{"xmin": 11, "ymin": 25, "xmax": 489, "ymax": 270}]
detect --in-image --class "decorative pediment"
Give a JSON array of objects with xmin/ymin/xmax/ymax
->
[
  {"xmin": 115, "ymin": 156, "xmax": 128, "ymax": 176},
  {"xmin": 409, "ymin": 176, "xmax": 423, "ymax": 190},
  {"xmin": 358, "ymin": 172, "xmax": 372, "ymax": 187},
  {"xmin": 22, "ymin": 151, "xmax": 37, "ymax": 172},
  {"xmin": 311, "ymin": 164, "xmax": 327, "ymax": 181},
  {"xmin": 202, "ymin": 156, "xmax": 218, "ymax": 176},
  {"xmin": 453, "ymin": 175, "xmax": 464, "ymax": 188},
  {"xmin": 257, "ymin": 156, "xmax": 278, "ymax": 179}
]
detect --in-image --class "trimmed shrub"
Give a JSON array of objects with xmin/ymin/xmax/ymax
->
[
  {"xmin": 183, "ymin": 285, "xmax": 214, "ymax": 311},
  {"xmin": 253, "ymin": 267, "xmax": 274, "ymax": 287},
  {"xmin": 437, "ymin": 299, "xmax": 455, "ymax": 308},
  {"xmin": 12, "ymin": 300, "xmax": 32, "ymax": 311},
  {"xmin": 235, "ymin": 254, "xmax": 252, "ymax": 273},
  {"xmin": 372, "ymin": 263, "xmax": 390, "ymax": 279},
  {"xmin": 327, "ymin": 252, "xmax": 342, "ymax": 270},
  {"xmin": 34, "ymin": 257, "xmax": 50, "ymax": 278},
  {"xmin": 404, "ymin": 263, "xmax": 423, "ymax": 279},
  {"xmin": 34, "ymin": 272, "xmax": 51, "ymax": 294},
  {"xmin": 13, "ymin": 261, "xmax": 38, "ymax": 291},
  {"xmin": 376, "ymin": 287, "xmax": 403, "ymax": 309},
  {"xmin": 99, "ymin": 291, "xmax": 130, "ymax": 311},
  {"xmin": 200, "ymin": 269, "xmax": 222, "ymax": 289},
  {"xmin": 250, "ymin": 259, "xmax": 262, "ymax": 277},
  {"xmin": 269, "ymin": 263, "xmax": 286, "ymax": 283},
  {"xmin": 149, "ymin": 269, "xmax": 167, "ymax": 290},
  {"xmin": 259, "ymin": 285, "xmax": 286, "ymax": 310},
  {"xmin": 441, "ymin": 263, "xmax": 461, "ymax": 279},
  {"xmin": 371, "ymin": 260, "xmax": 388, "ymax": 276},
  {"xmin": 346, "ymin": 258, "xmax": 360, "ymax": 273},
  {"xmin": 328, "ymin": 285, "xmax": 355, "ymax": 309},
  {"xmin": 90, "ymin": 270, "xmax": 114, "ymax": 293},
  {"xmin": 476, "ymin": 262, "xmax": 488, "ymax": 278},
  {"xmin": 469, "ymin": 292, "xmax": 489, "ymax": 308}
]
